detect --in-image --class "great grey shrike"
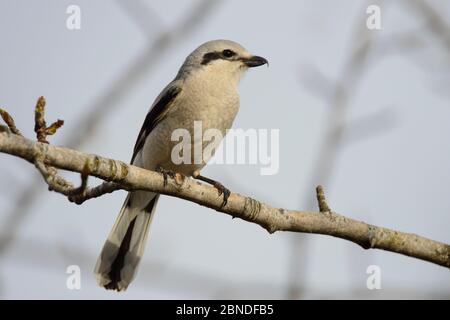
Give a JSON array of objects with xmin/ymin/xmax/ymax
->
[{"xmin": 94, "ymin": 39, "xmax": 268, "ymax": 291}]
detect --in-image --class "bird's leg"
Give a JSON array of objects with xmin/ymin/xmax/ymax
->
[
  {"xmin": 156, "ymin": 165, "xmax": 176, "ymax": 187},
  {"xmin": 192, "ymin": 171, "xmax": 230, "ymax": 208}
]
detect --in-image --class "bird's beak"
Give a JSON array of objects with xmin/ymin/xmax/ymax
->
[{"xmin": 242, "ymin": 55, "xmax": 268, "ymax": 68}]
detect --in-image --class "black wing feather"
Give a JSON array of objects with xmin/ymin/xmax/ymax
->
[{"xmin": 130, "ymin": 85, "xmax": 181, "ymax": 163}]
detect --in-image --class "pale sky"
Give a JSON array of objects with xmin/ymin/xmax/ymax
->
[{"xmin": 0, "ymin": 0, "xmax": 449, "ymax": 299}]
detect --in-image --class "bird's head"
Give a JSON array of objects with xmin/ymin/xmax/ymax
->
[{"xmin": 178, "ymin": 39, "xmax": 268, "ymax": 83}]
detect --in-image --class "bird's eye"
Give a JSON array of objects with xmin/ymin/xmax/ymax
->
[{"xmin": 222, "ymin": 49, "xmax": 235, "ymax": 58}]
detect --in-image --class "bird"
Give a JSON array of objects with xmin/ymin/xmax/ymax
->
[{"xmin": 94, "ymin": 39, "xmax": 268, "ymax": 291}]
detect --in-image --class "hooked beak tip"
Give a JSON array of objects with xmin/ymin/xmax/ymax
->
[{"xmin": 243, "ymin": 55, "xmax": 268, "ymax": 68}]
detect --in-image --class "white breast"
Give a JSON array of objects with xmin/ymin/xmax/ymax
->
[{"xmin": 140, "ymin": 72, "xmax": 240, "ymax": 176}]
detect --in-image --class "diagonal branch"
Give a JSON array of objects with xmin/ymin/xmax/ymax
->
[{"xmin": 0, "ymin": 124, "xmax": 449, "ymax": 269}]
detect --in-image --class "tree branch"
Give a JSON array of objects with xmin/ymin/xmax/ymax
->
[{"xmin": 0, "ymin": 104, "xmax": 449, "ymax": 270}]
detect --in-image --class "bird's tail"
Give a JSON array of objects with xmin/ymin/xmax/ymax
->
[{"xmin": 94, "ymin": 191, "xmax": 159, "ymax": 291}]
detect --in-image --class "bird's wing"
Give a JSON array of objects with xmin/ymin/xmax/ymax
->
[{"xmin": 130, "ymin": 82, "xmax": 182, "ymax": 163}]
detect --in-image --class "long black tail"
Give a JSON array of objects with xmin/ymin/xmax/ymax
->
[{"xmin": 94, "ymin": 192, "xmax": 159, "ymax": 291}]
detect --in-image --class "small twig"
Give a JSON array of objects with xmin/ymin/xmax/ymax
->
[
  {"xmin": 30, "ymin": 96, "xmax": 87, "ymax": 201},
  {"xmin": 34, "ymin": 159, "xmax": 90, "ymax": 197},
  {"xmin": 67, "ymin": 162, "xmax": 90, "ymax": 197},
  {"xmin": 69, "ymin": 181, "xmax": 124, "ymax": 205},
  {"xmin": 34, "ymin": 153, "xmax": 122, "ymax": 205},
  {"xmin": 34, "ymin": 158, "xmax": 69, "ymax": 193},
  {"xmin": 0, "ymin": 109, "xmax": 22, "ymax": 136},
  {"xmin": 68, "ymin": 160, "xmax": 124, "ymax": 205},
  {"xmin": 33, "ymin": 96, "xmax": 64, "ymax": 143},
  {"xmin": 31, "ymin": 96, "xmax": 84, "ymax": 198},
  {"xmin": 34, "ymin": 96, "xmax": 48, "ymax": 143},
  {"xmin": 316, "ymin": 185, "xmax": 331, "ymax": 213},
  {"xmin": 46, "ymin": 119, "xmax": 65, "ymax": 136},
  {"xmin": 34, "ymin": 154, "xmax": 92, "ymax": 198}
]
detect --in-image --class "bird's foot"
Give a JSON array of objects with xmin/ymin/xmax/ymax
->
[
  {"xmin": 156, "ymin": 165, "xmax": 176, "ymax": 187},
  {"xmin": 193, "ymin": 173, "xmax": 230, "ymax": 207},
  {"xmin": 212, "ymin": 181, "xmax": 231, "ymax": 208}
]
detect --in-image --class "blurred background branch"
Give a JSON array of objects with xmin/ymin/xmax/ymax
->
[{"xmin": 288, "ymin": 0, "xmax": 381, "ymax": 299}]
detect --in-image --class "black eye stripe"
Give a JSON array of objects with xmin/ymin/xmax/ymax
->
[
  {"xmin": 201, "ymin": 52, "xmax": 222, "ymax": 65},
  {"xmin": 201, "ymin": 50, "xmax": 236, "ymax": 65}
]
